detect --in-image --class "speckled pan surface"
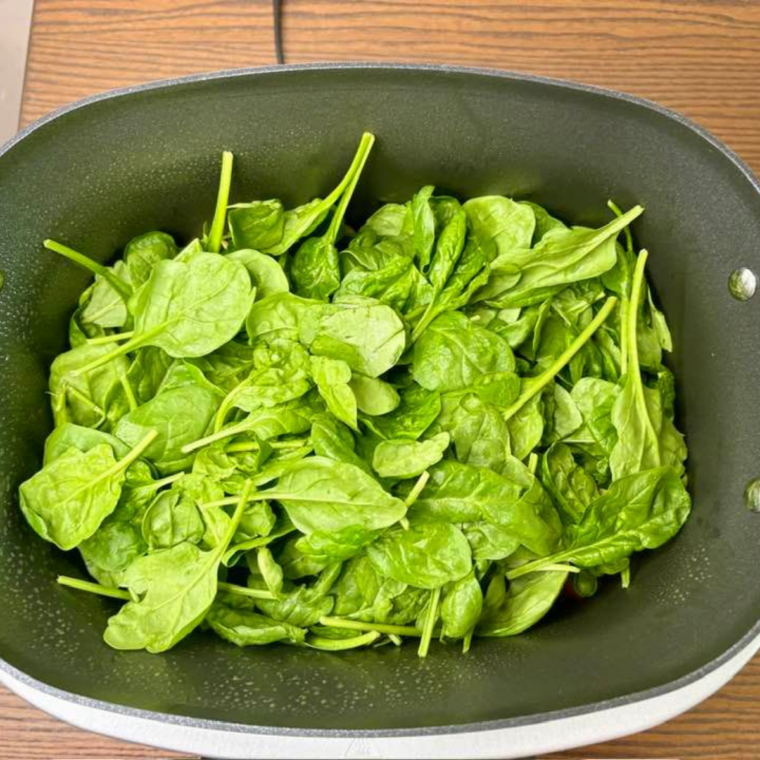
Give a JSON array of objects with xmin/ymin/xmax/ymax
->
[{"xmin": 1, "ymin": 64, "xmax": 760, "ymax": 737}]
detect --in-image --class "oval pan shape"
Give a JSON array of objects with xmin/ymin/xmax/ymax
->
[{"xmin": 1, "ymin": 64, "xmax": 760, "ymax": 751}]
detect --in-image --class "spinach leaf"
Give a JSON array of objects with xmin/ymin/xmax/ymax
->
[
  {"xmin": 332, "ymin": 555, "xmax": 427, "ymax": 624},
  {"xmin": 43, "ymin": 422, "xmax": 130, "ymax": 464},
  {"xmin": 301, "ymin": 297, "xmax": 406, "ymax": 378},
  {"xmin": 126, "ymin": 346, "xmax": 175, "ymax": 404},
  {"xmin": 407, "ymin": 460, "xmax": 515, "ymax": 524},
  {"xmin": 228, "ymin": 200, "xmax": 285, "ymax": 252},
  {"xmin": 475, "ymin": 206, "xmax": 642, "ymax": 307},
  {"xmin": 80, "ymin": 260, "xmax": 131, "ymax": 328},
  {"xmin": 124, "ymin": 231, "xmax": 178, "ymax": 288},
  {"xmin": 428, "ymin": 207, "xmax": 467, "ymax": 292},
  {"xmin": 463, "ymin": 522, "xmax": 520, "ymax": 562},
  {"xmin": 141, "ymin": 488, "xmax": 205, "ymax": 550},
  {"xmin": 207, "ymin": 603, "xmax": 305, "ymax": 646},
  {"xmin": 543, "ymin": 382, "xmax": 582, "ymax": 443},
  {"xmin": 226, "ymin": 249, "xmax": 289, "ymax": 299},
  {"xmin": 432, "ymin": 392, "xmax": 510, "ymax": 470},
  {"xmin": 310, "ymin": 355, "xmax": 358, "ymax": 430},
  {"xmin": 257, "ymin": 456, "xmax": 406, "ymax": 534},
  {"xmin": 441, "ymin": 570, "xmax": 483, "ymax": 638},
  {"xmin": 409, "ymin": 185, "xmax": 436, "ymax": 269},
  {"xmin": 78, "ymin": 252, "xmax": 254, "ymax": 375},
  {"xmin": 79, "ymin": 512, "xmax": 146, "ymax": 588},
  {"xmin": 372, "ymin": 432, "xmax": 450, "ymax": 479},
  {"xmin": 348, "ymin": 375, "xmax": 400, "ymax": 416},
  {"xmin": 104, "ymin": 483, "xmax": 252, "ymax": 652},
  {"xmin": 255, "ymin": 582, "xmax": 334, "ymax": 627},
  {"xmin": 246, "ymin": 292, "xmax": 320, "ymax": 343},
  {"xmin": 463, "ymin": 196, "xmax": 535, "ymax": 258},
  {"xmin": 506, "ymin": 392, "xmax": 544, "ymax": 461},
  {"xmin": 115, "ymin": 381, "xmax": 219, "ymax": 474},
  {"xmin": 520, "ymin": 201, "xmax": 568, "ymax": 243},
  {"xmin": 367, "ymin": 523, "xmax": 472, "ymax": 589},
  {"xmin": 49, "ymin": 343, "xmax": 130, "ymax": 430},
  {"xmin": 296, "ymin": 525, "xmax": 381, "ymax": 564},
  {"xmin": 310, "ymin": 413, "xmax": 371, "ymax": 474},
  {"xmin": 78, "ymin": 464, "xmax": 172, "ymax": 586},
  {"xmin": 410, "ymin": 237, "xmax": 491, "ymax": 342},
  {"xmin": 19, "ymin": 432, "xmax": 156, "ymax": 550},
  {"xmin": 412, "ymin": 312, "xmax": 515, "ymax": 392},
  {"xmin": 509, "ymin": 466, "xmax": 691, "ymax": 578},
  {"xmin": 256, "ymin": 547, "xmax": 285, "ymax": 597},
  {"xmin": 231, "ymin": 133, "xmax": 375, "ymax": 256},
  {"xmin": 362, "ymin": 385, "xmax": 441, "ymax": 441},
  {"xmin": 478, "ymin": 571, "xmax": 567, "ymax": 636},
  {"xmin": 564, "ymin": 377, "xmax": 618, "ymax": 457},
  {"xmin": 541, "ymin": 442, "xmax": 599, "ymax": 524}
]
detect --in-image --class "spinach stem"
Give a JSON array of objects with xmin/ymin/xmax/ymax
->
[
  {"xmin": 607, "ymin": 200, "xmax": 635, "ymax": 375},
  {"xmin": 213, "ymin": 376, "xmax": 252, "ymax": 432},
  {"xmin": 203, "ymin": 496, "xmax": 262, "ymax": 509},
  {"xmin": 619, "ymin": 296, "xmax": 630, "ymax": 375},
  {"xmin": 222, "ymin": 525, "xmax": 297, "ymax": 565},
  {"xmin": 323, "ymin": 132, "xmax": 376, "ymax": 216},
  {"xmin": 607, "ymin": 199, "xmax": 634, "ymax": 254},
  {"xmin": 57, "ymin": 575, "xmax": 130, "ymax": 601},
  {"xmin": 119, "ymin": 370, "xmax": 138, "ymax": 412},
  {"xmin": 388, "ymin": 633, "xmax": 403, "ymax": 646},
  {"xmin": 226, "ymin": 438, "xmax": 308, "ymax": 453},
  {"xmin": 418, "ymin": 587, "xmax": 441, "ymax": 658},
  {"xmin": 627, "ymin": 249, "xmax": 660, "ymax": 465},
  {"xmin": 326, "ymin": 133, "xmax": 375, "ymax": 244},
  {"xmin": 404, "ymin": 470, "xmax": 430, "ymax": 508},
  {"xmin": 307, "ymin": 631, "xmax": 380, "ymax": 651},
  {"xmin": 66, "ymin": 386, "xmax": 105, "ymax": 419},
  {"xmin": 105, "ymin": 429, "xmax": 157, "ymax": 480},
  {"xmin": 319, "ymin": 616, "xmax": 422, "ymax": 637},
  {"xmin": 410, "ymin": 302, "xmax": 437, "ymax": 345},
  {"xmin": 208, "ymin": 151, "xmax": 234, "ymax": 254},
  {"xmin": 140, "ymin": 473, "xmax": 183, "ymax": 491},
  {"xmin": 538, "ymin": 564, "xmax": 580, "ymax": 573},
  {"xmin": 223, "ymin": 480, "xmax": 253, "ymax": 548},
  {"xmin": 217, "ymin": 581, "xmax": 276, "ymax": 601},
  {"xmin": 621, "ymin": 566, "xmax": 631, "ymax": 589},
  {"xmin": 527, "ymin": 452, "xmax": 538, "ymax": 475},
  {"xmin": 86, "ymin": 331, "xmax": 135, "ymax": 346},
  {"xmin": 463, "ymin": 628, "xmax": 474, "ymax": 654},
  {"xmin": 507, "ymin": 553, "xmax": 577, "ymax": 580},
  {"xmin": 181, "ymin": 419, "xmax": 252, "ymax": 454},
  {"xmin": 45, "ymin": 240, "xmax": 133, "ymax": 300},
  {"xmin": 502, "ymin": 296, "xmax": 618, "ymax": 422},
  {"xmin": 71, "ymin": 323, "xmax": 165, "ymax": 377}
]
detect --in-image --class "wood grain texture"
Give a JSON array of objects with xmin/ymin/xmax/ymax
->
[
  {"xmin": 0, "ymin": 688, "xmax": 189, "ymax": 759},
  {"xmin": 9, "ymin": 0, "xmax": 760, "ymax": 758},
  {"xmin": 21, "ymin": 0, "xmax": 760, "ymax": 175}
]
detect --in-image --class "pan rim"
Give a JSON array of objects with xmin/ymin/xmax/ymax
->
[{"xmin": 1, "ymin": 60, "xmax": 759, "ymax": 738}]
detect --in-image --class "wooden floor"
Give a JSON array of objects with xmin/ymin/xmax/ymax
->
[{"xmin": 4, "ymin": 1, "xmax": 760, "ymax": 758}]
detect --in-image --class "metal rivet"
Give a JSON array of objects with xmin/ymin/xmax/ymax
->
[
  {"xmin": 728, "ymin": 267, "xmax": 757, "ymax": 301},
  {"xmin": 744, "ymin": 479, "xmax": 760, "ymax": 512}
]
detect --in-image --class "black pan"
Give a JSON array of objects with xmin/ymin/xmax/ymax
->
[{"xmin": 1, "ymin": 64, "xmax": 759, "ymax": 758}]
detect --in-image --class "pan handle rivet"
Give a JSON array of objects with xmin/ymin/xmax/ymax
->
[
  {"xmin": 728, "ymin": 267, "xmax": 756, "ymax": 301},
  {"xmin": 744, "ymin": 479, "xmax": 760, "ymax": 512}
]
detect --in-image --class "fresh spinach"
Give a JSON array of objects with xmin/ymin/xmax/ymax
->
[{"xmin": 27, "ymin": 135, "xmax": 688, "ymax": 657}]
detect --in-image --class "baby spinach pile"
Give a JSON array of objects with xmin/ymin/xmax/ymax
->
[{"xmin": 20, "ymin": 132, "xmax": 690, "ymax": 657}]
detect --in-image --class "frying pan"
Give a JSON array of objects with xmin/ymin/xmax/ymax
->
[{"xmin": 1, "ymin": 63, "xmax": 759, "ymax": 759}]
